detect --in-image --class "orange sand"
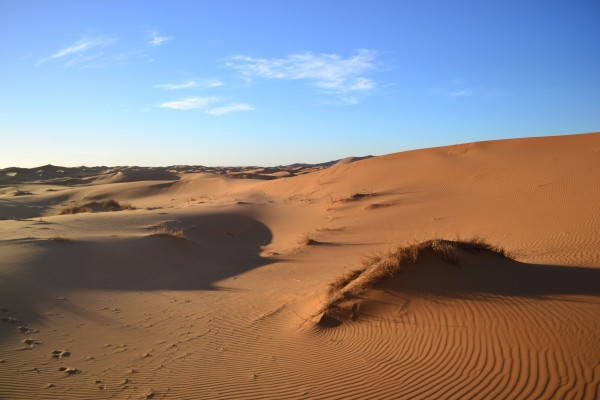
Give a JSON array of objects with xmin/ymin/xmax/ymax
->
[{"xmin": 1, "ymin": 132, "xmax": 599, "ymax": 399}]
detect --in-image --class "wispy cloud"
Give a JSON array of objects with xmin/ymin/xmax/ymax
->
[
  {"xmin": 159, "ymin": 97, "xmax": 218, "ymax": 110},
  {"xmin": 38, "ymin": 35, "xmax": 115, "ymax": 66},
  {"xmin": 149, "ymin": 30, "xmax": 172, "ymax": 46},
  {"xmin": 225, "ymin": 49, "xmax": 377, "ymax": 102},
  {"xmin": 206, "ymin": 103, "xmax": 255, "ymax": 116},
  {"xmin": 155, "ymin": 79, "xmax": 224, "ymax": 90},
  {"xmin": 340, "ymin": 96, "xmax": 359, "ymax": 105},
  {"xmin": 64, "ymin": 51, "xmax": 105, "ymax": 68},
  {"xmin": 51, "ymin": 36, "xmax": 114, "ymax": 59},
  {"xmin": 40, "ymin": 32, "xmax": 172, "ymax": 68}
]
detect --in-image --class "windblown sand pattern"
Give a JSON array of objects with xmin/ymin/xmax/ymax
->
[{"xmin": 1, "ymin": 132, "xmax": 599, "ymax": 399}]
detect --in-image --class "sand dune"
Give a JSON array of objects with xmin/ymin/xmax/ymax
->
[{"xmin": 1, "ymin": 132, "xmax": 599, "ymax": 399}]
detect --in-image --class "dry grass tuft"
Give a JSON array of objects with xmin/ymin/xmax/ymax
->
[
  {"xmin": 13, "ymin": 189, "xmax": 33, "ymax": 196},
  {"xmin": 60, "ymin": 205, "xmax": 91, "ymax": 215},
  {"xmin": 51, "ymin": 235, "xmax": 72, "ymax": 242},
  {"xmin": 317, "ymin": 238, "xmax": 509, "ymax": 320},
  {"xmin": 327, "ymin": 268, "xmax": 364, "ymax": 296},
  {"xmin": 150, "ymin": 225, "xmax": 186, "ymax": 239},
  {"xmin": 59, "ymin": 199, "xmax": 135, "ymax": 215},
  {"xmin": 297, "ymin": 232, "xmax": 318, "ymax": 246},
  {"xmin": 335, "ymin": 191, "xmax": 376, "ymax": 204}
]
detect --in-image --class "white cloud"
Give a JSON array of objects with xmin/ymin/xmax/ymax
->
[
  {"xmin": 38, "ymin": 32, "xmax": 172, "ymax": 68},
  {"xmin": 155, "ymin": 79, "xmax": 224, "ymax": 90},
  {"xmin": 156, "ymin": 80, "xmax": 198, "ymax": 90},
  {"xmin": 64, "ymin": 51, "xmax": 105, "ymax": 68},
  {"xmin": 206, "ymin": 103, "xmax": 255, "ymax": 116},
  {"xmin": 149, "ymin": 31, "xmax": 172, "ymax": 46},
  {"xmin": 226, "ymin": 49, "xmax": 377, "ymax": 95},
  {"xmin": 38, "ymin": 36, "xmax": 114, "ymax": 66},
  {"xmin": 159, "ymin": 97, "xmax": 218, "ymax": 110},
  {"xmin": 340, "ymin": 96, "xmax": 359, "ymax": 105},
  {"xmin": 201, "ymin": 79, "xmax": 224, "ymax": 88},
  {"xmin": 51, "ymin": 36, "xmax": 114, "ymax": 59},
  {"xmin": 347, "ymin": 77, "xmax": 376, "ymax": 91}
]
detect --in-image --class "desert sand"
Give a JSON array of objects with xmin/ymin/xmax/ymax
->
[{"xmin": 1, "ymin": 132, "xmax": 599, "ymax": 399}]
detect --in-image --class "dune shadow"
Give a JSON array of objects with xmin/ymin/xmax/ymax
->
[
  {"xmin": 320, "ymin": 249, "xmax": 600, "ymax": 327},
  {"xmin": 29, "ymin": 212, "xmax": 271, "ymax": 291},
  {"xmin": 386, "ymin": 251, "xmax": 600, "ymax": 299},
  {"xmin": 0, "ymin": 212, "xmax": 273, "ymax": 339}
]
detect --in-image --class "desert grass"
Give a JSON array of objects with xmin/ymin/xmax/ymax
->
[
  {"xmin": 150, "ymin": 225, "xmax": 186, "ymax": 239},
  {"xmin": 13, "ymin": 189, "xmax": 33, "ymax": 196},
  {"xmin": 59, "ymin": 199, "xmax": 135, "ymax": 215},
  {"xmin": 297, "ymin": 232, "xmax": 318, "ymax": 246},
  {"xmin": 318, "ymin": 238, "xmax": 510, "ymax": 319},
  {"xmin": 51, "ymin": 235, "xmax": 72, "ymax": 242},
  {"xmin": 336, "ymin": 191, "xmax": 376, "ymax": 203},
  {"xmin": 326, "ymin": 191, "xmax": 377, "ymax": 211},
  {"xmin": 60, "ymin": 205, "xmax": 91, "ymax": 214}
]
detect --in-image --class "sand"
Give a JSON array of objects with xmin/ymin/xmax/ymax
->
[{"xmin": 0, "ymin": 132, "xmax": 599, "ymax": 399}]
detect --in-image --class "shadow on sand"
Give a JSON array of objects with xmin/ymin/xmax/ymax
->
[
  {"xmin": 389, "ymin": 250, "xmax": 600, "ymax": 299},
  {"xmin": 0, "ymin": 212, "xmax": 273, "ymax": 339},
  {"xmin": 319, "ymin": 249, "xmax": 600, "ymax": 327}
]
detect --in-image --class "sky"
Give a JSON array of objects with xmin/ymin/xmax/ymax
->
[{"xmin": 1, "ymin": 0, "xmax": 599, "ymax": 167}]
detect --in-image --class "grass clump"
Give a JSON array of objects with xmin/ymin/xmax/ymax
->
[
  {"xmin": 150, "ymin": 225, "xmax": 186, "ymax": 239},
  {"xmin": 336, "ymin": 191, "xmax": 376, "ymax": 203},
  {"xmin": 59, "ymin": 199, "xmax": 135, "ymax": 215},
  {"xmin": 60, "ymin": 205, "xmax": 90, "ymax": 214},
  {"xmin": 318, "ymin": 238, "xmax": 509, "ymax": 320},
  {"xmin": 51, "ymin": 235, "xmax": 72, "ymax": 242},
  {"xmin": 297, "ymin": 232, "xmax": 319, "ymax": 246}
]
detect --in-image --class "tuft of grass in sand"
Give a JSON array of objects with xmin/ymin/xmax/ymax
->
[
  {"xmin": 327, "ymin": 192, "xmax": 377, "ymax": 210},
  {"xmin": 318, "ymin": 238, "xmax": 510, "ymax": 319},
  {"xmin": 59, "ymin": 199, "xmax": 135, "ymax": 215},
  {"xmin": 336, "ymin": 191, "xmax": 376, "ymax": 203},
  {"xmin": 51, "ymin": 235, "xmax": 72, "ymax": 242},
  {"xmin": 297, "ymin": 232, "xmax": 318, "ymax": 246},
  {"xmin": 13, "ymin": 189, "xmax": 33, "ymax": 196},
  {"xmin": 150, "ymin": 225, "xmax": 186, "ymax": 239},
  {"xmin": 60, "ymin": 205, "xmax": 91, "ymax": 214}
]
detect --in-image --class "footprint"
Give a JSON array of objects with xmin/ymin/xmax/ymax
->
[
  {"xmin": 18, "ymin": 326, "xmax": 39, "ymax": 334},
  {"xmin": 22, "ymin": 338, "xmax": 42, "ymax": 348},
  {"xmin": 51, "ymin": 350, "xmax": 70, "ymax": 359},
  {"xmin": 58, "ymin": 367, "xmax": 79, "ymax": 375}
]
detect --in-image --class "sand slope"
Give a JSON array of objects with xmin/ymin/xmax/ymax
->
[{"xmin": 1, "ymin": 132, "xmax": 599, "ymax": 399}]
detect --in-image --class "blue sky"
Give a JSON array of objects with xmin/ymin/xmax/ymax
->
[{"xmin": 1, "ymin": 0, "xmax": 599, "ymax": 167}]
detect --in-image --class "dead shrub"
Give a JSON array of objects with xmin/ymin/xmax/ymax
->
[
  {"xmin": 59, "ymin": 199, "xmax": 135, "ymax": 215},
  {"xmin": 150, "ymin": 225, "xmax": 186, "ymax": 239}
]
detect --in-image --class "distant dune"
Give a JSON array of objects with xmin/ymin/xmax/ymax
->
[
  {"xmin": 0, "ymin": 158, "xmax": 364, "ymax": 187},
  {"xmin": 1, "ymin": 132, "xmax": 599, "ymax": 399}
]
